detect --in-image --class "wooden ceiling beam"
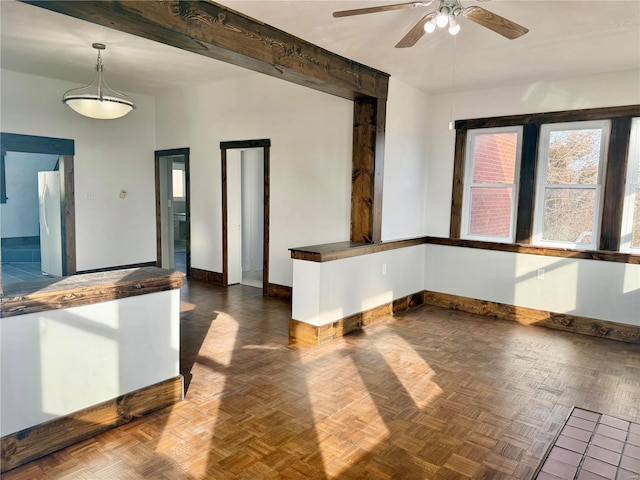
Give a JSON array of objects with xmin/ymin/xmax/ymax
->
[{"xmin": 20, "ymin": 0, "xmax": 389, "ymax": 101}]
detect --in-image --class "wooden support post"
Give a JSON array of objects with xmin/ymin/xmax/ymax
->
[{"xmin": 351, "ymin": 97, "xmax": 386, "ymax": 243}]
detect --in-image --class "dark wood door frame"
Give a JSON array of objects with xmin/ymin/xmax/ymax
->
[
  {"xmin": 154, "ymin": 147, "xmax": 191, "ymax": 277},
  {"xmin": 0, "ymin": 133, "xmax": 76, "ymax": 294},
  {"xmin": 221, "ymin": 139, "xmax": 270, "ymax": 295}
]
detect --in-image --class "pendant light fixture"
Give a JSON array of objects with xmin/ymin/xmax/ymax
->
[{"xmin": 62, "ymin": 43, "xmax": 135, "ymax": 120}]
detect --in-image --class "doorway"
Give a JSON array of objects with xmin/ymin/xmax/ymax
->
[
  {"xmin": 155, "ymin": 148, "xmax": 190, "ymax": 276},
  {"xmin": 0, "ymin": 133, "xmax": 76, "ymax": 292},
  {"xmin": 221, "ymin": 139, "xmax": 270, "ymax": 295}
]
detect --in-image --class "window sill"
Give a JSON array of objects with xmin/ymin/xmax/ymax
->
[
  {"xmin": 291, "ymin": 236, "xmax": 640, "ymax": 265},
  {"xmin": 425, "ymin": 236, "xmax": 640, "ymax": 265}
]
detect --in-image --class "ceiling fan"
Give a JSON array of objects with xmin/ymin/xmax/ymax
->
[{"xmin": 332, "ymin": 0, "xmax": 529, "ymax": 48}]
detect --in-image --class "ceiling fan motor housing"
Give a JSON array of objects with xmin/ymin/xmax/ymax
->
[{"xmin": 438, "ymin": 0, "xmax": 464, "ymax": 17}]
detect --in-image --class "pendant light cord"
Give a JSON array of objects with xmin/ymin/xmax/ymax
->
[{"xmin": 96, "ymin": 50, "xmax": 104, "ymax": 101}]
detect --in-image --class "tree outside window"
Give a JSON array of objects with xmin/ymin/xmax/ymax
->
[{"xmin": 533, "ymin": 121, "xmax": 609, "ymax": 250}]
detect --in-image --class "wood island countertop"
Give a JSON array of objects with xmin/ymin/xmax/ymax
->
[{"xmin": 1, "ymin": 267, "xmax": 184, "ymax": 318}]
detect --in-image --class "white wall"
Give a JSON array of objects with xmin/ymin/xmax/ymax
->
[
  {"xmin": 292, "ymin": 245, "xmax": 425, "ymax": 326},
  {"xmin": 423, "ymin": 69, "xmax": 640, "ymax": 325},
  {"xmin": 1, "ymin": 290, "xmax": 180, "ymax": 436},
  {"xmin": 1, "ymin": 69, "xmax": 157, "ymax": 271},
  {"xmin": 424, "ymin": 245, "xmax": 640, "ymax": 326},
  {"xmin": 1, "ymin": 152, "xmax": 58, "ymax": 238},
  {"xmin": 155, "ymin": 73, "xmax": 353, "ymax": 287},
  {"xmin": 426, "ymin": 69, "xmax": 640, "ymax": 236},
  {"xmin": 381, "ymin": 78, "xmax": 431, "ymax": 241},
  {"xmin": 241, "ymin": 149, "xmax": 264, "ymax": 273}
]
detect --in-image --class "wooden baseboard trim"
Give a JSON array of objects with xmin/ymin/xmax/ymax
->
[
  {"xmin": 267, "ymin": 283, "xmax": 292, "ymax": 300},
  {"xmin": 0, "ymin": 375, "xmax": 183, "ymax": 473},
  {"xmin": 289, "ymin": 291, "xmax": 424, "ymax": 345},
  {"xmin": 393, "ymin": 291, "xmax": 425, "ymax": 314},
  {"xmin": 191, "ymin": 268, "xmax": 224, "ymax": 286},
  {"xmin": 423, "ymin": 291, "xmax": 640, "ymax": 344}
]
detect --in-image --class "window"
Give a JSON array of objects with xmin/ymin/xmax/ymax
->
[
  {"xmin": 533, "ymin": 121, "xmax": 609, "ymax": 250},
  {"xmin": 172, "ymin": 166, "xmax": 185, "ymax": 198},
  {"xmin": 621, "ymin": 117, "xmax": 640, "ymax": 252},
  {"xmin": 461, "ymin": 127, "xmax": 522, "ymax": 242},
  {"xmin": 450, "ymin": 104, "xmax": 640, "ymax": 260}
]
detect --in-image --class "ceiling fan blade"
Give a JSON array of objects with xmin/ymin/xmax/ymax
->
[
  {"xmin": 395, "ymin": 12, "xmax": 436, "ymax": 48},
  {"xmin": 464, "ymin": 6, "xmax": 529, "ymax": 40},
  {"xmin": 333, "ymin": 1, "xmax": 433, "ymax": 18}
]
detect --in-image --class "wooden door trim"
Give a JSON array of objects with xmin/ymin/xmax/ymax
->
[
  {"xmin": 154, "ymin": 148, "xmax": 191, "ymax": 276},
  {"xmin": 221, "ymin": 139, "xmax": 271, "ymax": 295}
]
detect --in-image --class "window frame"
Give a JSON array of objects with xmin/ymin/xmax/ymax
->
[
  {"xmin": 461, "ymin": 126, "xmax": 523, "ymax": 243},
  {"xmin": 532, "ymin": 120, "xmax": 610, "ymax": 250},
  {"xmin": 449, "ymin": 104, "xmax": 640, "ymax": 262},
  {"xmin": 620, "ymin": 117, "xmax": 640, "ymax": 253}
]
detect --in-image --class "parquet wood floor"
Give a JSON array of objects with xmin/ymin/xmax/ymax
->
[{"xmin": 4, "ymin": 280, "xmax": 639, "ymax": 479}]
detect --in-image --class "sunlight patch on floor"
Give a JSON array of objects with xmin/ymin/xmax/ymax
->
[
  {"xmin": 200, "ymin": 311, "xmax": 239, "ymax": 367},
  {"xmin": 301, "ymin": 352, "xmax": 390, "ymax": 478},
  {"xmin": 375, "ymin": 333, "xmax": 443, "ymax": 410},
  {"xmin": 179, "ymin": 300, "xmax": 196, "ymax": 313}
]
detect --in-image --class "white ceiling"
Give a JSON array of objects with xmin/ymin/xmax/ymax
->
[
  {"xmin": 0, "ymin": 0, "xmax": 251, "ymax": 95},
  {"xmin": 1, "ymin": 0, "xmax": 639, "ymax": 97}
]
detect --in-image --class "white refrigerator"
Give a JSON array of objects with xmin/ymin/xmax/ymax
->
[{"xmin": 38, "ymin": 171, "xmax": 63, "ymax": 277}]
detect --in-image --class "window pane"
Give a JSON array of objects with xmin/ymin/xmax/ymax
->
[
  {"xmin": 172, "ymin": 169, "xmax": 184, "ymax": 198},
  {"xmin": 547, "ymin": 129, "xmax": 602, "ymax": 185},
  {"xmin": 469, "ymin": 187, "xmax": 513, "ymax": 238},
  {"xmin": 542, "ymin": 189, "xmax": 596, "ymax": 244},
  {"xmin": 472, "ymin": 133, "xmax": 518, "ymax": 183},
  {"xmin": 631, "ymin": 188, "xmax": 640, "ymax": 249}
]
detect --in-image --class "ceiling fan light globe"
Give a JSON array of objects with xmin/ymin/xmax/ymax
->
[
  {"xmin": 424, "ymin": 19, "xmax": 436, "ymax": 33},
  {"xmin": 436, "ymin": 12, "xmax": 449, "ymax": 28},
  {"xmin": 448, "ymin": 16, "xmax": 460, "ymax": 35}
]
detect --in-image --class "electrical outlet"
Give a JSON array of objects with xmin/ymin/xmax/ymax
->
[
  {"xmin": 536, "ymin": 268, "xmax": 545, "ymax": 280},
  {"xmin": 381, "ymin": 263, "xmax": 387, "ymax": 276},
  {"xmin": 84, "ymin": 192, "xmax": 94, "ymax": 200}
]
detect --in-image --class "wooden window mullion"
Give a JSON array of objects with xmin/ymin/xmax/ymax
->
[
  {"xmin": 599, "ymin": 116, "xmax": 632, "ymax": 251},
  {"xmin": 515, "ymin": 123, "xmax": 540, "ymax": 243},
  {"xmin": 449, "ymin": 129, "xmax": 467, "ymax": 238}
]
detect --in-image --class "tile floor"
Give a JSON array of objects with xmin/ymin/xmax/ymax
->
[
  {"xmin": 2, "ymin": 239, "xmax": 49, "ymax": 288},
  {"xmin": 536, "ymin": 408, "xmax": 640, "ymax": 480},
  {"xmin": 1, "ymin": 261, "xmax": 47, "ymax": 287},
  {"xmin": 175, "ymin": 250, "xmax": 187, "ymax": 273}
]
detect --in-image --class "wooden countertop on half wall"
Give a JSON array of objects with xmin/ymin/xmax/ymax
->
[{"xmin": 1, "ymin": 267, "xmax": 184, "ymax": 318}]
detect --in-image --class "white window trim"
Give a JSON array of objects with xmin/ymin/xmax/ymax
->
[
  {"xmin": 621, "ymin": 117, "xmax": 640, "ymax": 253},
  {"xmin": 461, "ymin": 126, "xmax": 523, "ymax": 243},
  {"xmin": 532, "ymin": 120, "xmax": 610, "ymax": 250}
]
